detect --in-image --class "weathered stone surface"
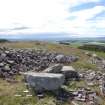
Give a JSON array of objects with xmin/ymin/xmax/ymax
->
[
  {"xmin": 4, "ymin": 65, "xmax": 11, "ymax": 71},
  {"xmin": 0, "ymin": 63, "xmax": 4, "ymax": 67},
  {"xmin": 24, "ymin": 72, "xmax": 65, "ymax": 91},
  {"xmin": 61, "ymin": 66, "xmax": 79, "ymax": 79},
  {"xmin": 7, "ymin": 60, "xmax": 14, "ymax": 64},
  {"xmin": 55, "ymin": 55, "xmax": 65, "ymax": 62},
  {"xmin": 55, "ymin": 55, "xmax": 78, "ymax": 63},
  {"xmin": 1, "ymin": 53, "xmax": 6, "ymax": 58},
  {"xmin": 43, "ymin": 64, "xmax": 63, "ymax": 73}
]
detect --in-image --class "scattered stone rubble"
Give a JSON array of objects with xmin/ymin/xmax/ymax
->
[
  {"xmin": 72, "ymin": 87, "xmax": 101, "ymax": 105},
  {"xmin": 84, "ymin": 52, "xmax": 105, "ymax": 95},
  {"xmin": 0, "ymin": 47, "xmax": 78, "ymax": 79},
  {"xmin": 79, "ymin": 69, "xmax": 105, "ymax": 98},
  {"xmin": 85, "ymin": 51, "xmax": 105, "ymax": 71}
]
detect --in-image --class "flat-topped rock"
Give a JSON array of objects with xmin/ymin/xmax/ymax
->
[
  {"xmin": 61, "ymin": 66, "xmax": 79, "ymax": 79},
  {"xmin": 24, "ymin": 72, "xmax": 65, "ymax": 91},
  {"xmin": 24, "ymin": 72, "xmax": 63, "ymax": 77}
]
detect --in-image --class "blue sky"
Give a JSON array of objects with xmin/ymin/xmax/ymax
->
[{"xmin": 0, "ymin": 0, "xmax": 105, "ymax": 39}]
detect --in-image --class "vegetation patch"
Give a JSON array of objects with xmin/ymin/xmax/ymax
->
[
  {"xmin": 0, "ymin": 39, "xmax": 9, "ymax": 43},
  {"xmin": 79, "ymin": 44, "xmax": 105, "ymax": 52}
]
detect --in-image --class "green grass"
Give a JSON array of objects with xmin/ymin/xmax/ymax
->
[
  {"xmin": 72, "ymin": 61, "xmax": 97, "ymax": 71},
  {"xmin": 0, "ymin": 76, "xmax": 38, "ymax": 105},
  {"xmin": 70, "ymin": 42, "xmax": 83, "ymax": 48},
  {"xmin": 95, "ymin": 51, "xmax": 105, "ymax": 58},
  {"xmin": 66, "ymin": 80, "xmax": 87, "ymax": 91},
  {"xmin": 82, "ymin": 49, "xmax": 105, "ymax": 58},
  {"xmin": 0, "ymin": 76, "xmax": 59, "ymax": 105},
  {"xmin": 0, "ymin": 76, "xmax": 72, "ymax": 105}
]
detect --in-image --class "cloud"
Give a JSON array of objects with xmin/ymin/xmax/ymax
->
[
  {"xmin": 0, "ymin": 23, "xmax": 30, "ymax": 34},
  {"xmin": 11, "ymin": 26, "xmax": 30, "ymax": 31},
  {"xmin": 0, "ymin": 0, "xmax": 105, "ymax": 38},
  {"xmin": 69, "ymin": 6, "xmax": 105, "ymax": 20},
  {"xmin": 65, "ymin": 5, "xmax": 105, "ymax": 37}
]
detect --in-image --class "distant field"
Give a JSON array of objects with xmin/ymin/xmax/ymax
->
[{"xmin": 58, "ymin": 40, "xmax": 105, "ymax": 48}]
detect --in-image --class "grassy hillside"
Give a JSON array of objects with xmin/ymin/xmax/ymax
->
[
  {"xmin": 0, "ymin": 41, "xmax": 105, "ymax": 105},
  {"xmin": 0, "ymin": 41, "xmax": 93, "ymax": 70}
]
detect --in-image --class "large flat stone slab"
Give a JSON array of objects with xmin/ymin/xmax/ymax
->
[{"xmin": 24, "ymin": 72, "xmax": 65, "ymax": 91}]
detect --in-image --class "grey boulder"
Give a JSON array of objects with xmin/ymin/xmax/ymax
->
[{"xmin": 24, "ymin": 72, "xmax": 65, "ymax": 91}]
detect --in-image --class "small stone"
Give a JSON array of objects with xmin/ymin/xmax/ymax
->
[
  {"xmin": 14, "ymin": 94, "xmax": 22, "ymax": 97},
  {"xmin": 7, "ymin": 60, "xmax": 14, "ymax": 64},
  {"xmin": 26, "ymin": 94, "xmax": 32, "ymax": 97},
  {"xmin": 4, "ymin": 65, "xmax": 11, "ymax": 71},
  {"xmin": 87, "ymin": 82, "xmax": 94, "ymax": 86},
  {"xmin": 1, "ymin": 53, "xmax": 6, "ymax": 57},
  {"xmin": 5, "ymin": 51, "xmax": 10, "ymax": 54},
  {"xmin": 92, "ymin": 53, "xmax": 97, "ymax": 57},
  {"xmin": 37, "ymin": 94, "xmax": 44, "ymax": 98},
  {"xmin": 23, "ymin": 90, "xmax": 29, "ymax": 93},
  {"xmin": 0, "ymin": 63, "xmax": 4, "ymax": 67}
]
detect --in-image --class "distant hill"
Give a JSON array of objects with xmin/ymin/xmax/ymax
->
[{"xmin": 0, "ymin": 39, "xmax": 9, "ymax": 43}]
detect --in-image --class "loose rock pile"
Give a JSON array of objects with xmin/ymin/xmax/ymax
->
[
  {"xmin": 0, "ymin": 47, "xmax": 78, "ymax": 79},
  {"xmin": 79, "ymin": 69, "xmax": 105, "ymax": 97}
]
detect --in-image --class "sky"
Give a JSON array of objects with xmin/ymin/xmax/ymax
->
[{"xmin": 0, "ymin": 0, "xmax": 105, "ymax": 39}]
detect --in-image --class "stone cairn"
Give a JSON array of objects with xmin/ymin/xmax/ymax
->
[{"xmin": 0, "ymin": 47, "xmax": 78, "ymax": 80}]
